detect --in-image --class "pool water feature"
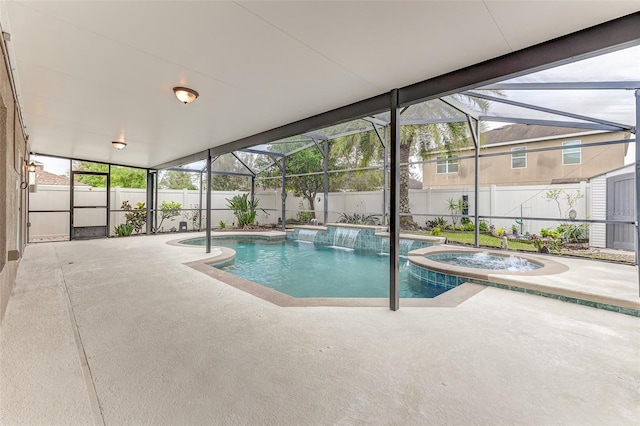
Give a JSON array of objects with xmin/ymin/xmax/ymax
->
[
  {"xmin": 208, "ymin": 239, "xmax": 446, "ymax": 298},
  {"xmin": 295, "ymin": 229, "xmax": 318, "ymax": 244},
  {"xmin": 427, "ymin": 252, "xmax": 541, "ymax": 271},
  {"xmin": 330, "ymin": 228, "xmax": 360, "ymax": 250}
]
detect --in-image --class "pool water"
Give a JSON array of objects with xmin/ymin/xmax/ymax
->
[{"xmin": 189, "ymin": 238, "xmax": 447, "ymax": 298}]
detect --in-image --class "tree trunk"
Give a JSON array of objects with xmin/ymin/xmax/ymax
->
[
  {"xmin": 306, "ymin": 195, "xmax": 317, "ymax": 219},
  {"xmin": 399, "ymin": 141, "xmax": 415, "ymax": 228}
]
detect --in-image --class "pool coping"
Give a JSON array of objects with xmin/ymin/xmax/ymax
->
[
  {"xmin": 409, "ymin": 245, "xmax": 640, "ymax": 315},
  {"xmin": 170, "ymin": 235, "xmax": 639, "ymax": 316}
]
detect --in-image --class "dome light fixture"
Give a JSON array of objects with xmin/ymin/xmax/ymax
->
[
  {"xmin": 112, "ymin": 140, "xmax": 127, "ymax": 150},
  {"xmin": 173, "ymin": 86, "xmax": 199, "ymax": 104}
]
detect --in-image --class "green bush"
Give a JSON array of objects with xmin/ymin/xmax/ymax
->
[
  {"xmin": 431, "ymin": 227, "xmax": 441, "ymax": 236},
  {"xmin": 479, "ymin": 220, "xmax": 488, "ymax": 233},
  {"xmin": 338, "ymin": 213, "xmax": 376, "ymax": 225},
  {"xmin": 556, "ymin": 223, "xmax": 589, "ymax": 242},
  {"xmin": 496, "ymin": 227, "xmax": 504, "ymax": 236},
  {"xmin": 219, "ymin": 220, "xmax": 226, "ymax": 229},
  {"xmin": 154, "ymin": 201, "xmax": 182, "ymax": 233},
  {"xmin": 114, "ymin": 223, "xmax": 133, "ymax": 237},
  {"xmin": 295, "ymin": 201, "xmax": 314, "ymax": 224},
  {"xmin": 462, "ymin": 222, "xmax": 475, "ymax": 231},
  {"xmin": 226, "ymin": 193, "xmax": 260, "ymax": 228},
  {"xmin": 121, "ymin": 201, "xmax": 146, "ymax": 234}
]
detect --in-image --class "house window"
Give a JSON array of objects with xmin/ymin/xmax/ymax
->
[
  {"xmin": 511, "ymin": 146, "xmax": 526, "ymax": 169},
  {"xmin": 436, "ymin": 156, "xmax": 458, "ymax": 174},
  {"xmin": 562, "ymin": 140, "xmax": 581, "ymax": 165}
]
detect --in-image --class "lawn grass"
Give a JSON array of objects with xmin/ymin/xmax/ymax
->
[{"xmin": 409, "ymin": 230, "xmax": 537, "ymax": 252}]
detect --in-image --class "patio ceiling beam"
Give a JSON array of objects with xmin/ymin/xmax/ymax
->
[
  {"xmin": 152, "ymin": 150, "xmax": 209, "ymax": 171},
  {"xmin": 398, "ymin": 13, "xmax": 640, "ymax": 107},
  {"xmin": 362, "ymin": 116, "xmax": 389, "ymax": 127},
  {"xmin": 441, "ymin": 96, "xmax": 481, "ymax": 120},
  {"xmin": 476, "ymin": 81, "xmax": 640, "ymax": 91},
  {"xmin": 372, "ymin": 123, "xmax": 386, "ymax": 148},
  {"xmin": 401, "ymin": 118, "xmax": 468, "ymax": 125},
  {"xmin": 302, "ymin": 132, "xmax": 328, "ymax": 141},
  {"xmin": 466, "ymin": 91, "xmax": 633, "ymax": 130},
  {"xmin": 209, "ymin": 170, "xmax": 254, "ymax": 178},
  {"xmin": 479, "ymin": 116, "xmax": 625, "ymax": 132},
  {"xmin": 283, "ymin": 141, "xmax": 318, "ymax": 158},
  {"xmin": 231, "ymin": 152, "xmax": 256, "ymax": 176},
  {"xmin": 166, "ymin": 168, "xmax": 203, "ymax": 173},
  {"xmin": 240, "ymin": 148, "xmax": 284, "ymax": 157}
]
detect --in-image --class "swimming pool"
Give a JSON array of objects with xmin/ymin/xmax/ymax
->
[{"xmin": 182, "ymin": 237, "xmax": 448, "ymax": 298}]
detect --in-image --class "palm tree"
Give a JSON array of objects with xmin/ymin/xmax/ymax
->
[{"xmin": 333, "ymin": 95, "xmax": 491, "ymax": 228}]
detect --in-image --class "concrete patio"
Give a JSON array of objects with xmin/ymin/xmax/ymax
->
[{"xmin": 1, "ymin": 233, "xmax": 639, "ymax": 425}]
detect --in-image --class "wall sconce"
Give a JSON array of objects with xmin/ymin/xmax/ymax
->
[
  {"xmin": 173, "ymin": 86, "xmax": 199, "ymax": 104},
  {"xmin": 112, "ymin": 141, "xmax": 127, "ymax": 150},
  {"xmin": 21, "ymin": 160, "xmax": 36, "ymax": 189}
]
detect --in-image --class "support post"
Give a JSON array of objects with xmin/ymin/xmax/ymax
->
[
  {"xmin": 198, "ymin": 171, "xmax": 203, "ymax": 231},
  {"xmin": 281, "ymin": 157, "xmax": 287, "ymax": 232},
  {"xmin": 250, "ymin": 175, "xmax": 256, "ymax": 211},
  {"xmin": 206, "ymin": 150, "xmax": 212, "ymax": 254},
  {"xmin": 323, "ymin": 140, "xmax": 329, "ymax": 225},
  {"xmin": 146, "ymin": 170, "xmax": 154, "ymax": 234},
  {"xmin": 383, "ymin": 134, "xmax": 388, "ymax": 226},
  {"xmin": 474, "ymin": 144, "xmax": 480, "ymax": 247},
  {"xmin": 469, "ymin": 117, "xmax": 481, "ymax": 248},
  {"xmin": 389, "ymin": 89, "xmax": 400, "ymax": 311},
  {"xmin": 635, "ymin": 89, "xmax": 639, "ymax": 294}
]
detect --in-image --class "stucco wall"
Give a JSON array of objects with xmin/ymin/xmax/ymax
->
[
  {"xmin": 0, "ymin": 38, "xmax": 29, "ymax": 322},
  {"xmin": 423, "ymin": 132, "xmax": 628, "ymax": 188}
]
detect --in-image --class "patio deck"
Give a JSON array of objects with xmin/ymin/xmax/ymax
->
[{"xmin": 1, "ymin": 233, "xmax": 639, "ymax": 425}]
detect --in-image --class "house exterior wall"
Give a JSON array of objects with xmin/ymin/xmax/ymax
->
[
  {"xmin": 422, "ymin": 132, "xmax": 628, "ymax": 188},
  {"xmin": 0, "ymin": 40, "xmax": 29, "ymax": 322}
]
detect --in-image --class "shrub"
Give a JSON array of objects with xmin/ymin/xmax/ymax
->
[
  {"xmin": 183, "ymin": 210, "xmax": 201, "ymax": 230},
  {"xmin": 511, "ymin": 224, "xmax": 519, "ymax": 235},
  {"xmin": 431, "ymin": 227, "xmax": 441, "ymax": 236},
  {"xmin": 121, "ymin": 201, "xmax": 146, "ymax": 234},
  {"xmin": 114, "ymin": 223, "xmax": 133, "ymax": 237},
  {"xmin": 226, "ymin": 193, "xmax": 261, "ymax": 228},
  {"xmin": 154, "ymin": 201, "xmax": 182, "ymax": 233},
  {"xmin": 479, "ymin": 220, "xmax": 488, "ymax": 233},
  {"xmin": 219, "ymin": 220, "xmax": 226, "ymax": 229},
  {"xmin": 556, "ymin": 223, "xmax": 589, "ymax": 242},
  {"xmin": 296, "ymin": 201, "xmax": 314, "ymax": 224},
  {"xmin": 495, "ymin": 227, "xmax": 505, "ymax": 237},
  {"xmin": 462, "ymin": 222, "xmax": 475, "ymax": 231},
  {"xmin": 338, "ymin": 212, "xmax": 376, "ymax": 225},
  {"xmin": 426, "ymin": 216, "xmax": 448, "ymax": 230}
]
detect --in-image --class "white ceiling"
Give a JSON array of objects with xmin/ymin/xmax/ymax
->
[{"xmin": 1, "ymin": 1, "xmax": 638, "ymax": 169}]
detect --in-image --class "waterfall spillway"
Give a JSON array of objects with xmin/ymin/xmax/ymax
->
[
  {"xmin": 296, "ymin": 229, "xmax": 318, "ymax": 244},
  {"xmin": 400, "ymin": 239, "xmax": 415, "ymax": 255},
  {"xmin": 378, "ymin": 239, "xmax": 415, "ymax": 256},
  {"xmin": 330, "ymin": 228, "xmax": 360, "ymax": 250}
]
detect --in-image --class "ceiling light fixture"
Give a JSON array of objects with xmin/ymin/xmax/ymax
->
[
  {"xmin": 112, "ymin": 141, "xmax": 127, "ymax": 150},
  {"xmin": 173, "ymin": 86, "xmax": 199, "ymax": 104}
]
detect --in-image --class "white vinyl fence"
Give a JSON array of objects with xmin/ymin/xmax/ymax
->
[{"xmin": 29, "ymin": 182, "xmax": 590, "ymax": 242}]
